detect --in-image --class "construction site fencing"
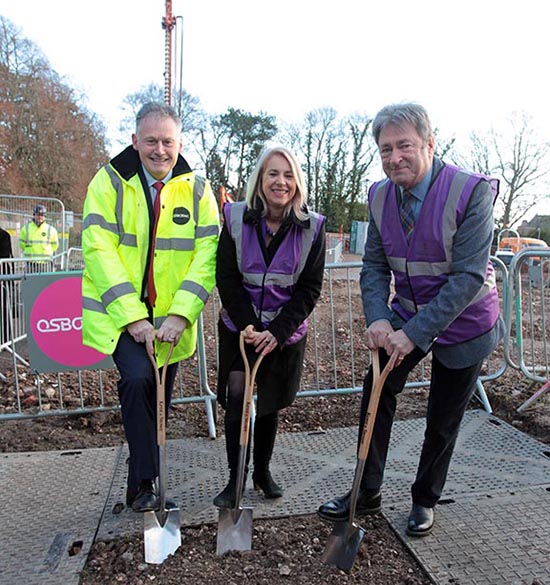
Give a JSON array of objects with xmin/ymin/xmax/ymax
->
[
  {"xmin": 502, "ymin": 248, "xmax": 550, "ymax": 410},
  {"xmin": 2, "ymin": 255, "xmax": 547, "ymax": 438},
  {"xmin": 0, "ymin": 194, "xmax": 72, "ymax": 268}
]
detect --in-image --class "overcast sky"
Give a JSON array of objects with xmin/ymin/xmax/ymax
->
[{"xmin": 2, "ymin": 0, "xmax": 549, "ymax": 218}]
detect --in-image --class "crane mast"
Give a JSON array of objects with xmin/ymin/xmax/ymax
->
[{"xmin": 162, "ymin": 0, "xmax": 176, "ymax": 106}]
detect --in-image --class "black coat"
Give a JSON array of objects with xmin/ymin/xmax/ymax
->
[
  {"xmin": 216, "ymin": 206, "xmax": 326, "ymax": 416},
  {"xmin": 0, "ymin": 228, "xmax": 12, "ymax": 274}
]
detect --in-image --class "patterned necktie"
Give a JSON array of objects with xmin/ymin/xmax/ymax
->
[
  {"xmin": 400, "ymin": 189, "xmax": 415, "ymax": 243},
  {"xmin": 147, "ymin": 181, "xmax": 164, "ymax": 306}
]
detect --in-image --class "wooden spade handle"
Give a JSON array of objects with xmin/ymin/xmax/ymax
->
[
  {"xmin": 357, "ymin": 349, "xmax": 396, "ymax": 462},
  {"xmin": 239, "ymin": 332, "xmax": 265, "ymax": 447},
  {"xmin": 148, "ymin": 341, "xmax": 176, "ymax": 447}
]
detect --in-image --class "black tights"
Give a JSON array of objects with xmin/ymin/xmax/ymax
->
[{"xmin": 224, "ymin": 371, "xmax": 279, "ymax": 472}]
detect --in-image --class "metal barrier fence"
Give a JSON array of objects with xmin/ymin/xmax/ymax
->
[
  {"xmin": 503, "ymin": 248, "xmax": 550, "ymax": 410},
  {"xmin": 0, "ymin": 194, "xmax": 70, "ymax": 267},
  {"xmin": 2, "ymin": 254, "xmax": 549, "ymax": 436}
]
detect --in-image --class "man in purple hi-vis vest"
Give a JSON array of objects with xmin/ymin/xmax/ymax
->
[{"xmin": 318, "ymin": 103, "xmax": 504, "ymax": 537}]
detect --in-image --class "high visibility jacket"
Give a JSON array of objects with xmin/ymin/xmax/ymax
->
[
  {"xmin": 369, "ymin": 163, "xmax": 500, "ymax": 345},
  {"xmin": 19, "ymin": 221, "xmax": 59, "ymax": 259},
  {"xmin": 81, "ymin": 146, "xmax": 220, "ymax": 365},
  {"xmin": 220, "ymin": 201, "xmax": 325, "ymax": 345}
]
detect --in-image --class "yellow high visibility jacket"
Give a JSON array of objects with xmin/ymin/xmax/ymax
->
[
  {"xmin": 19, "ymin": 221, "xmax": 59, "ymax": 259},
  {"xmin": 81, "ymin": 146, "xmax": 220, "ymax": 365}
]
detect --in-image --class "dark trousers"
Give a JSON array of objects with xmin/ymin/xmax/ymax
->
[
  {"xmin": 224, "ymin": 371, "xmax": 279, "ymax": 472},
  {"xmin": 358, "ymin": 348, "xmax": 482, "ymax": 508},
  {"xmin": 112, "ymin": 332, "xmax": 178, "ymax": 491}
]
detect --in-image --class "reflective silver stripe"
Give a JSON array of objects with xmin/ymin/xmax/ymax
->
[
  {"xmin": 155, "ymin": 238, "xmax": 196, "ymax": 251},
  {"xmin": 369, "ymin": 180, "xmax": 389, "ymax": 228},
  {"xmin": 243, "ymin": 271, "xmax": 297, "ymax": 287},
  {"xmin": 193, "ymin": 176, "xmax": 205, "ymax": 225},
  {"xmin": 119, "ymin": 234, "xmax": 137, "ymax": 247},
  {"xmin": 441, "ymin": 170, "xmax": 471, "ymax": 259},
  {"xmin": 395, "ymin": 295, "xmax": 417, "ymax": 312},
  {"xmin": 387, "ymin": 256, "xmax": 451, "ymax": 276},
  {"xmin": 406, "ymin": 261, "xmax": 450, "ymax": 276},
  {"xmin": 179, "ymin": 280, "xmax": 210, "ymax": 303},
  {"xmin": 82, "ymin": 296, "xmax": 108, "ymax": 314},
  {"xmin": 105, "ymin": 165, "xmax": 125, "ymax": 239},
  {"xmin": 396, "ymin": 270, "xmax": 497, "ymax": 313},
  {"xmin": 101, "ymin": 281, "xmax": 136, "ymax": 306},
  {"xmin": 83, "ymin": 213, "xmax": 119, "ymax": 234},
  {"xmin": 297, "ymin": 212, "xmax": 321, "ymax": 275},
  {"xmin": 254, "ymin": 307, "xmax": 281, "ymax": 321},
  {"xmin": 196, "ymin": 225, "xmax": 219, "ymax": 238},
  {"xmin": 229, "ymin": 202, "xmax": 246, "ymax": 269}
]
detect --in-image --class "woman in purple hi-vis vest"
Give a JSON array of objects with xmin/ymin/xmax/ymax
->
[{"xmin": 214, "ymin": 146, "xmax": 326, "ymax": 508}]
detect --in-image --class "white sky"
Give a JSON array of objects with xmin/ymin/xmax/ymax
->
[{"xmin": 2, "ymin": 0, "xmax": 550, "ymax": 218}]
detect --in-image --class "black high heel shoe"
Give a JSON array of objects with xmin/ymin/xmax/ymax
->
[{"xmin": 252, "ymin": 469, "xmax": 283, "ymax": 499}]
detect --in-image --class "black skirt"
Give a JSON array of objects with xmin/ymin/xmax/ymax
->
[{"xmin": 216, "ymin": 320, "xmax": 307, "ymax": 417}]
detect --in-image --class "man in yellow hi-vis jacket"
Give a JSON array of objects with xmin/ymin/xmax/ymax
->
[
  {"xmin": 82, "ymin": 103, "xmax": 220, "ymax": 512},
  {"xmin": 19, "ymin": 205, "xmax": 59, "ymax": 269}
]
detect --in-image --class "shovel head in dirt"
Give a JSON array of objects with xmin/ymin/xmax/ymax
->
[
  {"xmin": 144, "ymin": 342, "xmax": 181, "ymax": 565},
  {"xmin": 215, "ymin": 332, "xmax": 265, "ymax": 556},
  {"xmin": 216, "ymin": 505, "xmax": 253, "ymax": 555},
  {"xmin": 321, "ymin": 520, "xmax": 366, "ymax": 574},
  {"xmin": 321, "ymin": 350, "xmax": 396, "ymax": 573},
  {"xmin": 144, "ymin": 507, "xmax": 182, "ymax": 564}
]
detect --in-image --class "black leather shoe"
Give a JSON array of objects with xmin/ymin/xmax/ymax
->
[
  {"xmin": 317, "ymin": 490, "xmax": 381, "ymax": 521},
  {"xmin": 129, "ymin": 480, "xmax": 158, "ymax": 513},
  {"xmin": 252, "ymin": 469, "xmax": 283, "ymax": 499},
  {"xmin": 126, "ymin": 481, "xmax": 176, "ymax": 511},
  {"xmin": 406, "ymin": 504, "xmax": 434, "ymax": 536}
]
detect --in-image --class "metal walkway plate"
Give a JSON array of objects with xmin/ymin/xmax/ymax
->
[
  {"xmin": 0, "ymin": 446, "xmax": 118, "ymax": 585},
  {"xmin": 2, "ymin": 410, "xmax": 550, "ymax": 584}
]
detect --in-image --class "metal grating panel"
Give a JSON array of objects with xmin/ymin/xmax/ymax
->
[
  {"xmin": 0, "ymin": 447, "xmax": 118, "ymax": 585},
  {"xmin": 385, "ymin": 486, "xmax": 550, "ymax": 585},
  {"xmin": 3, "ymin": 409, "xmax": 550, "ymax": 585}
]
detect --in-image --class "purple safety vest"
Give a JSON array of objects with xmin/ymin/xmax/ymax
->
[
  {"xmin": 369, "ymin": 164, "xmax": 500, "ymax": 345},
  {"xmin": 221, "ymin": 202, "xmax": 324, "ymax": 345}
]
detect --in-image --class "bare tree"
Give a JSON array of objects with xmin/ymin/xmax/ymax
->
[
  {"xmin": 118, "ymin": 83, "xmax": 205, "ymax": 145},
  {"xmin": 462, "ymin": 112, "xmax": 550, "ymax": 228}
]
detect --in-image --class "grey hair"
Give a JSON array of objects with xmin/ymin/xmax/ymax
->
[
  {"xmin": 372, "ymin": 102, "xmax": 433, "ymax": 145},
  {"xmin": 135, "ymin": 102, "xmax": 182, "ymax": 134},
  {"xmin": 245, "ymin": 145, "xmax": 308, "ymax": 221}
]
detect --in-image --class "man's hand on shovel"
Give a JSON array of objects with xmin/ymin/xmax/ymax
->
[{"xmin": 127, "ymin": 319, "xmax": 156, "ymax": 357}]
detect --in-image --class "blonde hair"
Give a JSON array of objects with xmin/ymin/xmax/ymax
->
[{"xmin": 245, "ymin": 146, "xmax": 308, "ymax": 221}]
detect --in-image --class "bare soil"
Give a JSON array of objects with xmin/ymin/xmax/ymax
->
[{"xmin": 1, "ymin": 264, "xmax": 549, "ymax": 584}]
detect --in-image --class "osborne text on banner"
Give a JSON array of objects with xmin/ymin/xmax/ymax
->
[{"xmin": 22, "ymin": 272, "xmax": 113, "ymax": 373}]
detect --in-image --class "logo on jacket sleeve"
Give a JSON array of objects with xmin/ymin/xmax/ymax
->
[{"xmin": 173, "ymin": 207, "xmax": 190, "ymax": 225}]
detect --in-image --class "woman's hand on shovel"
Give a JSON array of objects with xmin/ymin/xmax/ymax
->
[{"xmin": 242, "ymin": 324, "xmax": 278, "ymax": 356}]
